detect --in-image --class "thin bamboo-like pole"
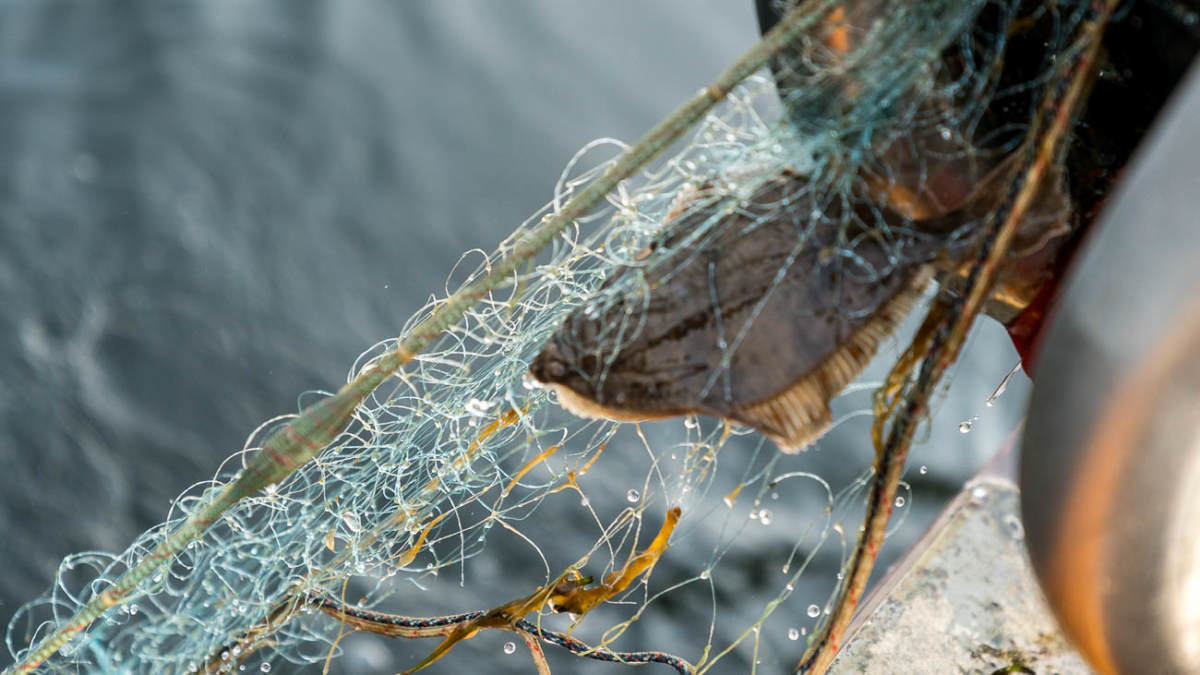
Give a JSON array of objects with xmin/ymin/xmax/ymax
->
[
  {"xmin": 794, "ymin": 1, "xmax": 1118, "ymax": 671},
  {"xmin": 11, "ymin": 2, "xmax": 836, "ymax": 671}
]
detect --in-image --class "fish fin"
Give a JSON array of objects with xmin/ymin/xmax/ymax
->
[{"xmin": 731, "ymin": 266, "xmax": 932, "ymax": 453}]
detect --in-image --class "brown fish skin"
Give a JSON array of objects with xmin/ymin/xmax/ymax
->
[
  {"xmin": 528, "ymin": 154, "xmax": 1073, "ymax": 452},
  {"xmin": 529, "ymin": 172, "xmax": 944, "ymax": 451}
]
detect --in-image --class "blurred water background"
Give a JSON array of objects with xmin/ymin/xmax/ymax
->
[{"xmin": 0, "ymin": 2, "xmax": 1029, "ymax": 672}]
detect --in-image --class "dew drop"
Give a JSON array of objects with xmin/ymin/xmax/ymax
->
[
  {"xmin": 788, "ymin": 627, "xmax": 801, "ymax": 641},
  {"xmin": 260, "ymin": 665, "xmax": 272, "ymax": 673},
  {"xmin": 684, "ymin": 416, "xmax": 699, "ymax": 429},
  {"xmin": 699, "ymin": 569, "xmax": 711, "ymax": 580},
  {"xmin": 894, "ymin": 496, "xmax": 906, "ymax": 508},
  {"xmin": 626, "ymin": 489, "xmax": 640, "ymax": 503},
  {"xmin": 465, "ymin": 397, "xmax": 496, "ymax": 417},
  {"xmin": 1003, "ymin": 514, "xmax": 1025, "ymax": 541},
  {"xmin": 504, "ymin": 641, "xmax": 517, "ymax": 655},
  {"xmin": 938, "ymin": 126, "xmax": 953, "ymax": 141},
  {"xmin": 958, "ymin": 417, "xmax": 977, "ymax": 434},
  {"xmin": 749, "ymin": 508, "xmax": 760, "ymax": 521},
  {"xmin": 970, "ymin": 485, "xmax": 989, "ymax": 504},
  {"xmin": 919, "ymin": 465, "xmax": 928, "ymax": 475},
  {"xmin": 521, "ymin": 372, "xmax": 542, "ymax": 390},
  {"xmin": 807, "ymin": 604, "xmax": 821, "ymax": 618},
  {"xmin": 579, "ymin": 496, "xmax": 589, "ymax": 507},
  {"xmin": 128, "ymin": 604, "xmax": 138, "ymax": 615},
  {"xmin": 759, "ymin": 509, "xmax": 773, "ymax": 525}
]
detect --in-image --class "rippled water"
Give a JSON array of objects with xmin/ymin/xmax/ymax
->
[{"xmin": 0, "ymin": 2, "xmax": 1028, "ymax": 671}]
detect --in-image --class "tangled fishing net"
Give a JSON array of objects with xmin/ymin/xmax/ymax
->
[{"xmin": 7, "ymin": 0, "xmax": 1099, "ymax": 671}]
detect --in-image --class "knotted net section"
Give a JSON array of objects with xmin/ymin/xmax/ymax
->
[{"xmin": 6, "ymin": 0, "xmax": 1092, "ymax": 672}]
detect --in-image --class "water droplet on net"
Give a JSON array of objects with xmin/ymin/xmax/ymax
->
[
  {"xmin": 788, "ymin": 627, "xmax": 801, "ymax": 641},
  {"xmin": 699, "ymin": 569, "xmax": 711, "ymax": 580},
  {"xmin": 503, "ymin": 641, "xmax": 517, "ymax": 655},
  {"xmin": 626, "ymin": 489, "xmax": 640, "ymax": 503},
  {"xmin": 465, "ymin": 398, "xmax": 495, "ymax": 417},
  {"xmin": 1003, "ymin": 514, "xmax": 1025, "ymax": 541},
  {"xmin": 919, "ymin": 465, "xmax": 928, "ymax": 475},
  {"xmin": 759, "ymin": 509, "xmax": 773, "ymax": 525},
  {"xmin": 938, "ymin": 126, "xmax": 953, "ymax": 141},
  {"xmin": 683, "ymin": 415, "xmax": 698, "ymax": 429},
  {"xmin": 260, "ymin": 664, "xmax": 272, "ymax": 673},
  {"xmin": 958, "ymin": 417, "xmax": 977, "ymax": 434},
  {"xmin": 128, "ymin": 604, "xmax": 138, "ymax": 615},
  {"xmin": 807, "ymin": 604, "xmax": 821, "ymax": 618},
  {"xmin": 894, "ymin": 496, "xmax": 905, "ymax": 508}
]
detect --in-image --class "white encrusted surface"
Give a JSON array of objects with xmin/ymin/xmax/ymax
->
[{"xmin": 830, "ymin": 476, "xmax": 1093, "ymax": 674}]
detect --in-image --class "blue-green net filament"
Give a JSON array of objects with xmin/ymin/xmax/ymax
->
[
  {"xmin": 8, "ymin": 1, "xmax": 835, "ymax": 670},
  {"xmin": 8, "ymin": 0, "xmax": 1136, "ymax": 671}
]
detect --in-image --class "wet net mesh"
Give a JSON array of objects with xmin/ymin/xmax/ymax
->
[{"xmin": 7, "ymin": 0, "xmax": 1095, "ymax": 672}]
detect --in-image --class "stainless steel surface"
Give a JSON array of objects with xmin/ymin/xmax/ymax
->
[{"xmin": 1020, "ymin": 60, "xmax": 1200, "ymax": 674}]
